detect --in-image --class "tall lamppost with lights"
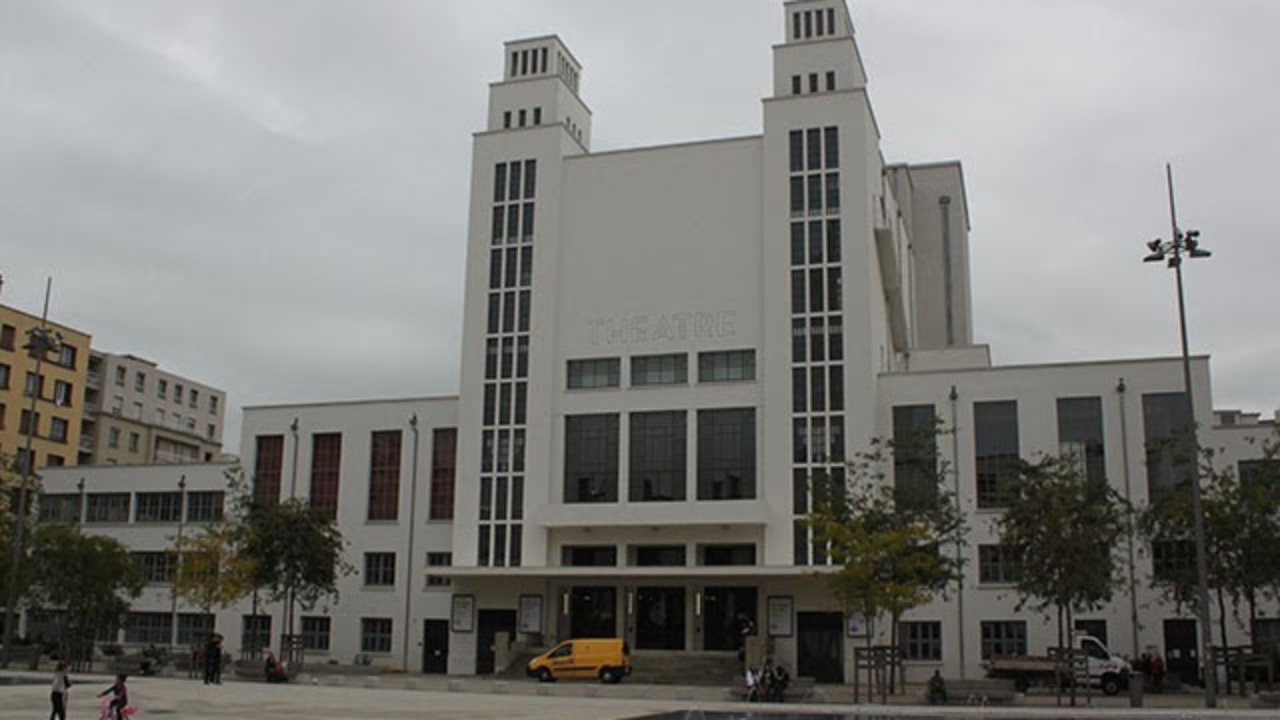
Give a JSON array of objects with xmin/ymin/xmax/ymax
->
[
  {"xmin": 1142, "ymin": 163, "xmax": 1216, "ymax": 707},
  {"xmin": 2, "ymin": 279, "xmax": 60, "ymax": 667},
  {"xmin": 170, "ymin": 475, "xmax": 187, "ymax": 648}
]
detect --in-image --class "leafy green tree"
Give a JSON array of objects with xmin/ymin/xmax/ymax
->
[
  {"xmin": 808, "ymin": 429, "xmax": 967, "ymax": 653},
  {"xmin": 0, "ymin": 451, "xmax": 37, "ymax": 655},
  {"xmin": 998, "ymin": 453, "xmax": 1130, "ymax": 646},
  {"xmin": 241, "ymin": 497, "xmax": 351, "ymax": 644},
  {"xmin": 24, "ymin": 524, "xmax": 143, "ymax": 662}
]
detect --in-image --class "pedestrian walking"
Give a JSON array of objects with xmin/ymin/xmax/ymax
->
[{"xmin": 50, "ymin": 661, "xmax": 71, "ymax": 720}]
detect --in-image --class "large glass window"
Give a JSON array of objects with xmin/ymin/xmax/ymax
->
[
  {"xmin": 629, "ymin": 411, "xmax": 686, "ymax": 502},
  {"xmin": 186, "ymin": 491, "xmax": 225, "ymax": 523},
  {"xmin": 564, "ymin": 414, "xmax": 619, "ymax": 503},
  {"xmin": 85, "ymin": 493, "xmax": 130, "ymax": 523},
  {"xmin": 697, "ymin": 408, "xmax": 756, "ymax": 500},
  {"xmin": 698, "ymin": 350, "xmax": 755, "ymax": 383},
  {"xmin": 900, "ymin": 621, "xmax": 941, "ymax": 661},
  {"xmin": 631, "ymin": 353, "xmax": 687, "ymax": 387},
  {"xmin": 980, "ymin": 620, "xmax": 1027, "ymax": 659},
  {"xmin": 978, "ymin": 544, "xmax": 1022, "ymax": 584},
  {"xmin": 363, "ymin": 552, "xmax": 396, "ymax": 587},
  {"xmin": 561, "ymin": 545, "xmax": 617, "ymax": 567},
  {"xmin": 301, "ymin": 616, "xmax": 331, "ymax": 651},
  {"xmin": 309, "ymin": 433, "xmax": 342, "ymax": 520},
  {"xmin": 893, "ymin": 405, "xmax": 937, "ymax": 509},
  {"xmin": 135, "ymin": 492, "xmax": 182, "ymax": 523},
  {"xmin": 430, "ymin": 428, "xmax": 457, "ymax": 520},
  {"xmin": 134, "ymin": 552, "xmax": 176, "ymax": 584},
  {"xmin": 1057, "ymin": 396, "xmax": 1106, "ymax": 485},
  {"xmin": 37, "ymin": 493, "xmax": 80, "ymax": 524},
  {"xmin": 367, "ymin": 430, "xmax": 402, "ymax": 521},
  {"xmin": 974, "ymin": 401, "xmax": 1019, "ymax": 508},
  {"xmin": 567, "ymin": 358, "xmax": 620, "ymax": 389},
  {"xmin": 632, "ymin": 545, "xmax": 687, "ymax": 566},
  {"xmin": 360, "ymin": 618, "xmax": 393, "ymax": 654},
  {"xmin": 124, "ymin": 612, "xmax": 171, "ymax": 644},
  {"xmin": 1142, "ymin": 392, "xmax": 1193, "ymax": 502},
  {"xmin": 253, "ymin": 434, "xmax": 284, "ymax": 507}
]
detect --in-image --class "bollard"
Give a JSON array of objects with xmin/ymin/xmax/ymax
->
[{"xmin": 1129, "ymin": 672, "xmax": 1144, "ymax": 708}]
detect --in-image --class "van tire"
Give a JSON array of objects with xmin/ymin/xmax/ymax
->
[
  {"xmin": 1101, "ymin": 674, "xmax": 1122, "ymax": 696},
  {"xmin": 600, "ymin": 667, "xmax": 620, "ymax": 684},
  {"xmin": 537, "ymin": 668, "xmax": 554, "ymax": 683}
]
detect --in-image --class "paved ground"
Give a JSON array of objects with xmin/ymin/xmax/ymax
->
[{"xmin": 1, "ymin": 670, "xmax": 1275, "ymax": 720}]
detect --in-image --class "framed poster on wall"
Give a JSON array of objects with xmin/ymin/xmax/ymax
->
[
  {"xmin": 451, "ymin": 594, "xmax": 475, "ymax": 633},
  {"xmin": 518, "ymin": 594, "xmax": 543, "ymax": 634},
  {"xmin": 766, "ymin": 596, "xmax": 794, "ymax": 637},
  {"xmin": 846, "ymin": 611, "xmax": 868, "ymax": 638}
]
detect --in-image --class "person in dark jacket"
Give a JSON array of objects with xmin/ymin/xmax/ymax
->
[{"xmin": 97, "ymin": 674, "xmax": 128, "ymax": 720}]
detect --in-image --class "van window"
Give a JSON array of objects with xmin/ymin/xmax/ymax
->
[
  {"xmin": 1083, "ymin": 639, "xmax": 1109, "ymax": 659},
  {"xmin": 549, "ymin": 643, "xmax": 573, "ymax": 658}
]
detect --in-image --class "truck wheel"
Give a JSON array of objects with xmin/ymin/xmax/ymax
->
[
  {"xmin": 600, "ymin": 667, "xmax": 619, "ymax": 684},
  {"xmin": 1101, "ymin": 674, "xmax": 1121, "ymax": 696},
  {"xmin": 537, "ymin": 668, "xmax": 554, "ymax": 683}
]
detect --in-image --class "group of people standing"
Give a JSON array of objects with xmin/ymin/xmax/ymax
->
[
  {"xmin": 745, "ymin": 659, "xmax": 791, "ymax": 702},
  {"xmin": 48, "ymin": 663, "xmax": 131, "ymax": 720}
]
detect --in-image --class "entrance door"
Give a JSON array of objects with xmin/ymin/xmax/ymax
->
[
  {"xmin": 702, "ymin": 586, "xmax": 758, "ymax": 651},
  {"xmin": 422, "ymin": 619, "xmax": 448, "ymax": 674},
  {"xmin": 569, "ymin": 586, "xmax": 618, "ymax": 638},
  {"xmin": 1163, "ymin": 618, "xmax": 1200, "ymax": 686},
  {"xmin": 636, "ymin": 587, "xmax": 685, "ymax": 650},
  {"xmin": 476, "ymin": 609, "xmax": 517, "ymax": 675},
  {"xmin": 797, "ymin": 612, "xmax": 843, "ymax": 683}
]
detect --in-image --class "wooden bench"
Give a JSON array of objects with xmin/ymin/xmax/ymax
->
[{"xmin": 925, "ymin": 678, "xmax": 1019, "ymax": 705}]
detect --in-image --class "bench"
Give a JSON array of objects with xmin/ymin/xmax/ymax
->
[{"xmin": 926, "ymin": 678, "xmax": 1019, "ymax": 705}]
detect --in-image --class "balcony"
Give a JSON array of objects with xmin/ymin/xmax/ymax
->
[{"xmin": 86, "ymin": 370, "xmax": 101, "ymax": 389}]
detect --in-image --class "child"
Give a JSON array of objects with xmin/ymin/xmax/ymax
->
[
  {"xmin": 50, "ymin": 661, "xmax": 71, "ymax": 720},
  {"xmin": 98, "ymin": 674, "xmax": 129, "ymax": 720}
]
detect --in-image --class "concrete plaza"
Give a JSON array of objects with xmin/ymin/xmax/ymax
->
[{"xmin": 1, "ymin": 670, "xmax": 1275, "ymax": 720}]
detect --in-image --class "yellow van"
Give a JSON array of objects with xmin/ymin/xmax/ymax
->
[{"xmin": 526, "ymin": 638, "xmax": 631, "ymax": 683}]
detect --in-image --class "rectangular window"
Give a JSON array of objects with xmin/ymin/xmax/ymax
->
[
  {"xmin": 37, "ymin": 493, "xmax": 80, "ymax": 524},
  {"xmin": 564, "ymin": 413, "xmax": 619, "ymax": 503},
  {"xmin": 893, "ymin": 405, "xmax": 938, "ymax": 509},
  {"xmin": 158, "ymin": 379, "xmax": 168, "ymax": 399},
  {"xmin": 493, "ymin": 163, "xmax": 507, "ymax": 203},
  {"xmin": 632, "ymin": 545, "xmax": 686, "ymax": 567},
  {"xmin": 0, "ymin": 363, "xmax": 8, "ymax": 389},
  {"xmin": 698, "ymin": 350, "xmax": 755, "ymax": 383},
  {"xmin": 631, "ymin": 353, "xmax": 687, "ymax": 386},
  {"xmin": 301, "ymin": 616, "xmax": 331, "ymax": 651},
  {"xmin": 124, "ymin": 612, "xmax": 171, "ymax": 644},
  {"xmin": 561, "ymin": 545, "xmax": 617, "ymax": 567},
  {"xmin": 825, "ymin": 172, "xmax": 840, "ymax": 213},
  {"xmin": 242, "ymin": 614, "xmax": 272, "ymax": 652},
  {"xmin": 1143, "ymin": 392, "xmax": 1193, "ymax": 502},
  {"xmin": 186, "ymin": 491, "xmax": 225, "ymax": 523},
  {"xmin": 360, "ymin": 618, "xmax": 393, "ymax": 654},
  {"xmin": 25, "ymin": 371, "xmax": 43, "ymax": 397},
  {"xmin": 629, "ymin": 411, "xmax": 687, "ymax": 502},
  {"xmin": 978, "ymin": 544, "xmax": 1022, "ymax": 584},
  {"xmin": 430, "ymin": 428, "xmax": 457, "ymax": 520},
  {"xmin": 975, "ymin": 401, "xmax": 1020, "ymax": 508},
  {"xmin": 363, "ymin": 552, "xmax": 396, "ymax": 587},
  {"xmin": 368, "ymin": 430, "xmax": 402, "ymax": 521},
  {"xmin": 1152, "ymin": 539, "xmax": 1194, "ymax": 582},
  {"xmin": 253, "ymin": 435, "xmax": 284, "ymax": 507},
  {"xmin": 135, "ymin": 491, "xmax": 181, "ymax": 522},
  {"xmin": 900, "ymin": 621, "xmax": 942, "ymax": 661},
  {"xmin": 134, "ymin": 551, "xmax": 177, "ymax": 584},
  {"xmin": 0, "ymin": 324, "xmax": 14, "ymax": 350},
  {"xmin": 524, "ymin": 159, "xmax": 537, "ymax": 198},
  {"xmin": 426, "ymin": 552, "xmax": 452, "ymax": 587},
  {"xmin": 980, "ymin": 621, "xmax": 1027, "ymax": 659},
  {"xmin": 697, "ymin": 408, "xmax": 756, "ymax": 500},
  {"xmin": 825, "ymin": 70, "xmax": 836, "ymax": 91},
  {"xmin": 134, "ymin": 371, "xmax": 145, "ymax": 392},
  {"xmin": 310, "ymin": 432, "xmax": 342, "ymax": 520},
  {"xmin": 177, "ymin": 613, "xmax": 214, "ymax": 647},
  {"xmin": 790, "ymin": 176, "xmax": 804, "ymax": 218},
  {"xmin": 789, "ymin": 130, "xmax": 803, "ymax": 171},
  {"xmin": 567, "ymin": 358, "xmax": 620, "ymax": 389},
  {"xmin": 824, "ymin": 127, "xmax": 839, "ymax": 168},
  {"xmin": 85, "ymin": 493, "xmax": 130, "ymax": 523},
  {"xmin": 1057, "ymin": 396, "xmax": 1106, "ymax": 485},
  {"xmin": 806, "ymin": 127, "xmax": 821, "ymax": 170},
  {"xmin": 53, "ymin": 380, "xmax": 72, "ymax": 407},
  {"xmin": 699, "ymin": 544, "xmax": 756, "ymax": 566}
]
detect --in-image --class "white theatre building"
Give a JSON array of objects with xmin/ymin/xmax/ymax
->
[{"xmin": 38, "ymin": 0, "xmax": 1278, "ymax": 685}]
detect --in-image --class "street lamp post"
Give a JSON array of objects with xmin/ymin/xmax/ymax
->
[
  {"xmin": 1, "ymin": 278, "xmax": 60, "ymax": 667},
  {"xmin": 1142, "ymin": 163, "xmax": 1216, "ymax": 707},
  {"xmin": 171, "ymin": 475, "xmax": 187, "ymax": 649}
]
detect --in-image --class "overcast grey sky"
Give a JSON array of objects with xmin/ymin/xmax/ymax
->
[{"xmin": 3, "ymin": 0, "xmax": 1278, "ymax": 453}]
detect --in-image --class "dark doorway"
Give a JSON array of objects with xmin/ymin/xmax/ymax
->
[
  {"xmin": 703, "ymin": 586, "xmax": 758, "ymax": 651},
  {"xmin": 1163, "ymin": 618, "xmax": 1200, "ymax": 686},
  {"xmin": 569, "ymin": 586, "xmax": 617, "ymax": 638},
  {"xmin": 422, "ymin": 619, "xmax": 448, "ymax": 674},
  {"xmin": 476, "ymin": 609, "xmax": 517, "ymax": 675},
  {"xmin": 636, "ymin": 587, "xmax": 685, "ymax": 650},
  {"xmin": 797, "ymin": 611, "xmax": 843, "ymax": 683}
]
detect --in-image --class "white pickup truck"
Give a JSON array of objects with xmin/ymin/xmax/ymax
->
[{"xmin": 985, "ymin": 635, "xmax": 1132, "ymax": 695}]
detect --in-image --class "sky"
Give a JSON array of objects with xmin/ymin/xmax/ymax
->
[{"xmin": 3, "ymin": 0, "xmax": 1278, "ymax": 454}]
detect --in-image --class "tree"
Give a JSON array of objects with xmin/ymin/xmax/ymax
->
[
  {"xmin": 240, "ymin": 497, "xmax": 351, "ymax": 646},
  {"xmin": 173, "ymin": 468, "xmax": 257, "ymax": 616},
  {"xmin": 0, "ymin": 451, "xmax": 36, "ymax": 654},
  {"xmin": 997, "ymin": 453, "xmax": 1131, "ymax": 646},
  {"xmin": 23, "ymin": 524, "xmax": 143, "ymax": 662},
  {"xmin": 808, "ymin": 429, "xmax": 967, "ymax": 653}
]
